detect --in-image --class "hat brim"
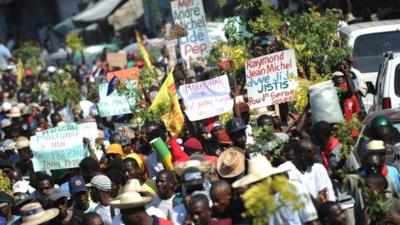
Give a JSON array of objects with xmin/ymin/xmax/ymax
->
[
  {"xmin": 21, "ymin": 208, "xmax": 59, "ymax": 225},
  {"xmin": 7, "ymin": 113, "xmax": 21, "ymax": 118},
  {"xmin": 217, "ymin": 147, "xmax": 245, "ymax": 178},
  {"xmin": 70, "ymin": 186, "xmax": 87, "ymax": 195},
  {"xmin": 227, "ymin": 125, "xmax": 247, "ymax": 134},
  {"xmin": 110, "ymin": 196, "xmax": 153, "ymax": 209},
  {"xmin": 232, "ymin": 168, "xmax": 290, "ymax": 188}
]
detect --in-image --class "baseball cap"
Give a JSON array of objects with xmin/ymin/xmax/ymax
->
[
  {"xmin": 86, "ymin": 175, "xmax": 112, "ymax": 192},
  {"xmin": 182, "ymin": 167, "xmax": 204, "ymax": 187},
  {"xmin": 332, "ymin": 71, "xmax": 344, "ymax": 78},
  {"xmin": 225, "ymin": 117, "xmax": 247, "ymax": 134},
  {"xmin": 68, "ymin": 176, "xmax": 87, "ymax": 194},
  {"xmin": 106, "ymin": 144, "xmax": 123, "ymax": 157},
  {"xmin": 48, "ymin": 188, "xmax": 68, "ymax": 202},
  {"xmin": 14, "ymin": 193, "xmax": 32, "ymax": 207}
]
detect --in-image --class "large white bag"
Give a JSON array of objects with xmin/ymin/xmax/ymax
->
[{"xmin": 308, "ymin": 80, "xmax": 344, "ymax": 124}]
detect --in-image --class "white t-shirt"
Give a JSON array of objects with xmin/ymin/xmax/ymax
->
[
  {"xmin": 150, "ymin": 195, "xmax": 175, "ymax": 219},
  {"xmin": 280, "ymin": 161, "xmax": 336, "ymax": 202},
  {"xmin": 94, "ymin": 204, "xmax": 120, "ymax": 225}
]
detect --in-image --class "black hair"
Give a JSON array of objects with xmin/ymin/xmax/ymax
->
[
  {"xmin": 257, "ymin": 114, "xmax": 273, "ymax": 127},
  {"xmin": 156, "ymin": 169, "xmax": 175, "ymax": 182},
  {"xmin": 317, "ymin": 201, "xmax": 339, "ymax": 222},
  {"xmin": 366, "ymin": 173, "xmax": 389, "ymax": 190},
  {"xmin": 82, "ymin": 212, "xmax": 103, "ymax": 225},
  {"xmin": 143, "ymin": 120, "xmax": 167, "ymax": 140},
  {"xmin": 281, "ymin": 139, "xmax": 299, "ymax": 154},
  {"xmin": 189, "ymin": 194, "xmax": 209, "ymax": 209},
  {"xmin": 313, "ymin": 121, "xmax": 332, "ymax": 139},
  {"xmin": 105, "ymin": 169, "xmax": 122, "ymax": 185},
  {"xmin": 36, "ymin": 172, "xmax": 54, "ymax": 185},
  {"xmin": 210, "ymin": 180, "xmax": 231, "ymax": 193},
  {"xmin": 79, "ymin": 157, "xmax": 100, "ymax": 173}
]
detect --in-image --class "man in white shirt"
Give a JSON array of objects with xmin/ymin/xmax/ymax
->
[
  {"xmin": 149, "ymin": 170, "xmax": 184, "ymax": 222},
  {"xmin": 87, "ymin": 175, "xmax": 119, "ymax": 225},
  {"xmin": 281, "ymin": 139, "xmax": 336, "ymax": 202}
]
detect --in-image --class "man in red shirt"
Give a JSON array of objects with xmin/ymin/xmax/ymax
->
[{"xmin": 332, "ymin": 71, "xmax": 361, "ymax": 123}]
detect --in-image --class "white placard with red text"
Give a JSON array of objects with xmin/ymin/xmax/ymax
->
[
  {"xmin": 171, "ymin": 0, "xmax": 210, "ymax": 67},
  {"xmin": 179, "ymin": 75, "xmax": 233, "ymax": 121},
  {"xmin": 245, "ymin": 49, "xmax": 298, "ymax": 109}
]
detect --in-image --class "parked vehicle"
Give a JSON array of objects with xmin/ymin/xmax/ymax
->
[
  {"xmin": 355, "ymin": 108, "xmax": 400, "ymax": 156},
  {"xmin": 339, "ymin": 20, "xmax": 400, "ymax": 111},
  {"xmin": 371, "ymin": 52, "xmax": 400, "ymax": 111}
]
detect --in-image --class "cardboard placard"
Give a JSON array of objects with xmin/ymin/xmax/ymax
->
[
  {"xmin": 179, "ymin": 75, "xmax": 233, "ymax": 121},
  {"xmin": 245, "ymin": 49, "xmax": 298, "ymax": 109},
  {"xmin": 106, "ymin": 52, "xmax": 128, "ymax": 69},
  {"xmin": 171, "ymin": 0, "xmax": 210, "ymax": 67},
  {"xmin": 30, "ymin": 123, "xmax": 86, "ymax": 171},
  {"xmin": 97, "ymin": 80, "xmax": 136, "ymax": 117}
]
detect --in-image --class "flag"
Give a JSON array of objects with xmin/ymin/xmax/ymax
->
[
  {"xmin": 135, "ymin": 30, "xmax": 154, "ymax": 73},
  {"xmin": 16, "ymin": 58, "xmax": 25, "ymax": 86},
  {"xmin": 106, "ymin": 76, "xmax": 119, "ymax": 96},
  {"xmin": 150, "ymin": 68, "xmax": 184, "ymax": 137}
]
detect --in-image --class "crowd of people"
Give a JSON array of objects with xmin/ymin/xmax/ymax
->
[{"xmin": 0, "ymin": 26, "xmax": 400, "ymax": 225}]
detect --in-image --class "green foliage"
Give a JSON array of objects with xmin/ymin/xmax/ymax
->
[
  {"xmin": 364, "ymin": 189, "xmax": 388, "ymax": 225},
  {"xmin": 0, "ymin": 170, "xmax": 12, "ymax": 196},
  {"xmin": 248, "ymin": 125, "xmax": 284, "ymax": 157},
  {"xmin": 242, "ymin": 175, "xmax": 304, "ymax": 225},
  {"xmin": 65, "ymin": 33, "xmax": 84, "ymax": 52},
  {"xmin": 139, "ymin": 68, "xmax": 156, "ymax": 90},
  {"xmin": 13, "ymin": 43, "xmax": 44, "ymax": 75},
  {"xmin": 49, "ymin": 68, "xmax": 81, "ymax": 106},
  {"xmin": 333, "ymin": 116, "xmax": 362, "ymax": 158}
]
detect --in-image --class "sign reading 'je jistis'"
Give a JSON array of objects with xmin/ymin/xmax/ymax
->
[{"xmin": 245, "ymin": 49, "xmax": 298, "ymax": 109}]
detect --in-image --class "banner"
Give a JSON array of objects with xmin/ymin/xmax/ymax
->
[
  {"xmin": 30, "ymin": 123, "xmax": 85, "ymax": 171},
  {"xmin": 171, "ymin": 0, "xmax": 210, "ymax": 67},
  {"xmin": 179, "ymin": 75, "xmax": 233, "ymax": 121},
  {"xmin": 245, "ymin": 49, "xmax": 298, "ymax": 109},
  {"xmin": 150, "ymin": 68, "xmax": 184, "ymax": 137},
  {"xmin": 106, "ymin": 68, "xmax": 139, "ymax": 81},
  {"xmin": 97, "ymin": 80, "xmax": 136, "ymax": 117}
]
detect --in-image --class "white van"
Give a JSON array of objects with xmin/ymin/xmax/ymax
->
[
  {"xmin": 371, "ymin": 52, "xmax": 400, "ymax": 110},
  {"xmin": 339, "ymin": 20, "xmax": 400, "ymax": 111}
]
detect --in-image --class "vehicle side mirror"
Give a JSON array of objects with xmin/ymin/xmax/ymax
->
[{"xmin": 366, "ymin": 81, "xmax": 376, "ymax": 95}]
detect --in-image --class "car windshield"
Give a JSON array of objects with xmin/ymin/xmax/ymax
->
[{"xmin": 353, "ymin": 31, "xmax": 400, "ymax": 73}]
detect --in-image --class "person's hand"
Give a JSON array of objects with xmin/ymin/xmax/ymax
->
[{"xmin": 385, "ymin": 213, "xmax": 400, "ymax": 225}]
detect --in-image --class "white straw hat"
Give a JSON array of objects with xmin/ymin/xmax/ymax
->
[
  {"xmin": 366, "ymin": 140, "xmax": 385, "ymax": 151},
  {"xmin": 6, "ymin": 106, "xmax": 21, "ymax": 118},
  {"xmin": 110, "ymin": 180, "xmax": 153, "ymax": 209},
  {"xmin": 15, "ymin": 137, "xmax": 30, "ymax": 150},
  {"xmin": 232, "ymin": 155, "xmax": 290, "ymax": 188},
  {"xmin": 20, "ymin": 202, "xmax": 59, "ymax": 225}
]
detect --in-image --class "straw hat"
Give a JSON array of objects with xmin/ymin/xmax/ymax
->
[
  {"xmin": 110, "ymin": 180, "xmax": 153, "ymax": 209},
  {"xmin": 217, "ymin": 147, "xmax": 245, "ymax": 178},
  {"xmin": 16, "ymin": 137, "xmax": 30, "ymax": 150},
  {"xmin": 232, "ymin": 155, "xmax": 290, "ymax": 188},
  {"xmin": 6, "ymin": 106, "xmax": 21, "ymax": 118},
  {"xmin": 346, "ymin": 13, "xmax": 357, "ymax": 23},
  {"xmin": 20, "ymin": 202, "xmax": 59, "ymax": 225},
  {"xmin": 366, "ymin": 140, "xmax": 385, "ymax": 151}
]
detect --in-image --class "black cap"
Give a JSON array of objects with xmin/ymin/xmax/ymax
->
[
  {"xmin": 0, "ymin": 192, "xmax": 12, "ymax": 204},
  {"xmin": 182, "ymin": 167, "xmax": 204, "ymax": 187},
  {"xmin": 225, "ymin": 117, "xmax": 247, "ymax": 134},
  {"xmin": 0, "ymin": 159, "xmax": 14, "ymax": 169}
]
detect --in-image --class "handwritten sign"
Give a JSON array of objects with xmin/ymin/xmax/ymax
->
[
  {"xmin": 106, "ymin": 68, "xmax": 139, "ymax": 81},
  {"xmin": 171, "ymin": 0, "xmax": 210, "ymax": 67},
  {"xmin": 245, "ymin": 49, "xmax": 298, "ymax": 109},
  {"xmin": 179, "ymin": 75, "xmax": 233, "ymax": 121},
  {"xmin": 30, "ymin": 123, "xmax": 86, "ymax": 171},
  {"xmin": 106, "ymin": 52, "xmax": 128, "ymax": 69},
  {"xmin": 97, "ymin": 80, "xmax": 136, "ymax": 117}
]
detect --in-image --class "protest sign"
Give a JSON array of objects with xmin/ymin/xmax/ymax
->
[
  {"xmin": 106, "ymin": 52, "xmax": 128, "ymax": 68},
  {"xmin": 30, "ymin": 123, "xmax": 86, "ymax": 171},
  {"xmin": 171, "ymin": 0, "xmax": 210, "ymax": 67},
  {"xmin": 106, "ymin": 68, "xmax": 139, "ymax": 81},
  {"xmin": 245, "ymin": 49, "xmax": 298, "ymax": 109},
  {"xmin": 97, "ymin": 80, "xmax": 136, "ymax": 117},
  {"xmin": 179, "ymin": 75, "xmax": 233, "ymax": 121},
  {"xmin": 78, "ymin": 120, "xmax": 98, "ymax": 140}
]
